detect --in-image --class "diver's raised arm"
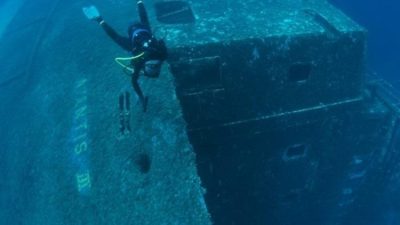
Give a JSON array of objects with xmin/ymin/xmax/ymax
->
[
  {"xmin": 82, "ymin": 5, "xmax": 131, "ymax": 51},
  {"xmin": 99, "ymin": 22, "xmax": 131, "ymax": 51},
  {"xmin": 137, "ymin": 1, "xmax": 151, "ymax": 30}
]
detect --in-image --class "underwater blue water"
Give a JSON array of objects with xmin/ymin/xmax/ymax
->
[
  {"xmin": 0, "ymin": 0, "xmax": 6, "ymax": 7},
  {"xmin": 1, "ymin": 1, "xmax": 400, "ymax": 225},
  {"xmin": 330, "ymin": 0, "xmax": 400, "ymax": 85}
]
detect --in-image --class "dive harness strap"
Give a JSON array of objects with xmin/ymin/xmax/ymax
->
[{"xmin": 114, "ymin": 52, "xmax": 145, "ymax": 73}]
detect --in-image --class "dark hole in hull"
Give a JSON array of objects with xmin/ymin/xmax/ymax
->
[
  {"xmin": 288, "ymin": 63, "xmax": 312, "ymax": 83},
  {"xmin": 284, "ymin": 144, "xmax": 309, "ymax": 160},
  {"xmin": 135, "ymin": 153, "xmax": 151, "ymax": 174}
]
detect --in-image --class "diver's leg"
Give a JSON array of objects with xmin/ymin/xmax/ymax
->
[
  {"xmin": 131, "ymin": 72, "xmax": 148, "ymax": 112},
  {"xmin": 137, "ymin": 1, "xmax": 150, "ymax": 30}
]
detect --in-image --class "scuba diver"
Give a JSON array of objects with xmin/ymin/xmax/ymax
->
[{"xmin": 82, "ymin": 1, "xmax": 168, "ymax": 112}]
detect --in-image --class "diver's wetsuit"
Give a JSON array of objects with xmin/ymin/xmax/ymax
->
[{"xmin": 97, "ymin": 1, "xmax": 167, "ymax": 111}]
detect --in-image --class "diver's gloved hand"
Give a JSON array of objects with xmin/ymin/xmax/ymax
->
[{"xmin": 82, "ymin": 5, "xmax": 103, "ymax": 24}]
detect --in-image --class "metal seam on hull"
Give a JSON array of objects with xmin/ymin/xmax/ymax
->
[{"xmin": 189, "ymin": 97, "xmax": 363, "ymax": 132}]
